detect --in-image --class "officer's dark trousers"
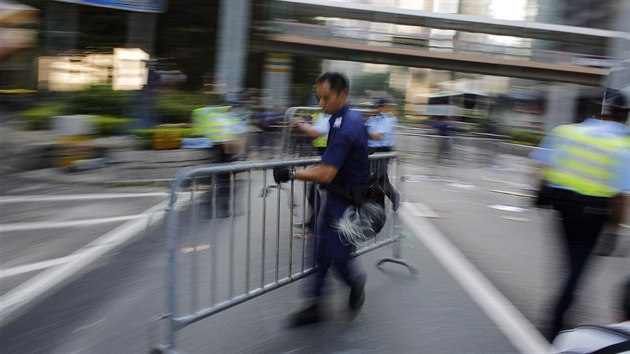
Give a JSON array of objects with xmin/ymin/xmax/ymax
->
[
  {"xmin": 305, "ymin": 183, "xmax": 320, "ymax": 232},
  {"xmin": 304, "ymin": 148, "xmax": 325, "ymax": 231},
  {"xmin": 549, "ymin": 188, "xmax": 610, "ymax": 336},
  {"xmin": 309, "ymin": 193, "xmax": 365, "ymax": 299},
  {"xmin": 208, "ymin": 145, "xmax": 234, "ymax": 218}
]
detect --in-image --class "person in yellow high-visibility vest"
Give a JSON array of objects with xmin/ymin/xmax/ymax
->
[
  {"xmin": 531, "ymin": 89, "xmax": 630, "ymax": 339},
  {"xmin": 192, "ymin": 106, "xmax": 239, "ymax": 218},
  {"xmin": 293, "ymin": 111, "xmax": 330, "ymax": 155},
  {"xmin": 292, "ymin": 110, "xmax": 331, "ymax": 235}
]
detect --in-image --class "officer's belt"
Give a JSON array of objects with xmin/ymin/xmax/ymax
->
[
  {"xmin": 550, "ymin": 187, "xmax": 613, "ymax": 213},
  {"xmin": 369, "ymin": 147, "xmax": 392, "ymax": 154},
  {"xmin": 325, "ymin": 183, "xmax": 369, "ymax": 207}
]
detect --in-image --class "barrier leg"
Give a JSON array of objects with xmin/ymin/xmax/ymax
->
[
  {"xmin": 375, "ymin": 225, "xmax": 417, "ymax": 274},
  {"xmin": 375, "ymin": 159, "xmax": 417, "ymax": 274}
]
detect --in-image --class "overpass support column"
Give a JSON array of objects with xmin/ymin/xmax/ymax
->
[
  {"xmin": 262, "ymin": 53, "xmax": 292, "ymax": 110},
  {"xmin": 215, "ymin": 0, "xmax": 252, "ymax": 95},
  {"xmin": 46, "ymin": 2, "xmax": 77, "ymax": 55},
  {"xmin": 127, "ymin": 13, "xmax": 157, "ymax": 55},
  {"xmin": 544, "ymin": 83, "xmax": 580, "ymax": 130}
]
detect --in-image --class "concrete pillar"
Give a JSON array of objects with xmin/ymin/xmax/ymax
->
[
  {"xmin": 544, "ymin": 83, "xmax": 580, "ymax": 130},
  {"xmin": 127, "ymin": 13, "xmax": 158, "ymax": 55},
  {"xmin": 46, "ymin": 2, "xmax": 78, "ymax": 55},
  {"xmin": 215, "ymin": 0, "xmax": 252, "ymax": 95},
  {"xmin": 262, "ymin": 53, "xmax": 292, "ymax": 109}
]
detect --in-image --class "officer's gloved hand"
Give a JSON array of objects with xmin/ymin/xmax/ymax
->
[{"xmin": 273, "ymin": 167, "xmax": 295, "ymax": 184}]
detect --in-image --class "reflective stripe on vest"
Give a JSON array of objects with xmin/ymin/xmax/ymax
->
[
  {"xmin": 543, "ymin": 124, "xmax": 628, "ymax": 197},
  {"xmin": 192, "ymin": 108, "xmax": 235, "ymax": 143}
]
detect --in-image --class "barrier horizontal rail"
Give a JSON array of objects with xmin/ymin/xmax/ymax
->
[{"xmin": 152, "ymin": 152, "xmax": 414, "ymax": 353}]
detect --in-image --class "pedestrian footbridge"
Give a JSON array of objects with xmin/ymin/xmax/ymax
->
[{"xmin": 262, "ymin": 0, "xmax": 627, "ymax": 86}]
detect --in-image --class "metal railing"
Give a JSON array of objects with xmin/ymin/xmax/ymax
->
[{"xmin": 151, "ymin": 152, "xmax": 414, "ymax": 353}]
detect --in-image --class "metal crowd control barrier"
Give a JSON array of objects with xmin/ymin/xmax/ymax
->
[{"xmin": 151, "ymin": 152, "xmax": 414, "ymax": 353}]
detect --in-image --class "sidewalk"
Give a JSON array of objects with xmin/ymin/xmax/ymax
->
[{"xmin": 3, "ymin": 126, "xmax": 214, "ymax": 186}]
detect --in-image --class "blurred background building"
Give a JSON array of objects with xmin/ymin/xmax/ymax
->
[{"xmin": 2, "ymin": 0, "xmax": 628, "ymax": 133}]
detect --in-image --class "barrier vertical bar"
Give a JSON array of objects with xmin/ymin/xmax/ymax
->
[
  {"xmin": 261, "ymin": 171, "xmax": 267, "ymax": 288},
  {"xmin": 229, "ymin": 172, "xmax": 236, "ymax": 299},
  {"xmin": 301, "ymin": 180, "xmax": 307, "ymax": 272},
  {"xmin": 288, "ymin": 179, "xmax": 295, "ymax": 277},
  {"xmin": 275, "ymin": 179, "xmax": 281, "ymax": 283},
  {"xmin": 165, "ymin": 181, "xmax": 179, "ymax": 350},
  {"xmin": 190, "ymin": 178, "xmax": 200, "ymax": 312},
  {"xmin": 245, "ymin": 170, "xmax": 252, "ymax": 293},
  {"xmin": 210, "ymin": 174, "xmax": 217, "ymax": 306}
]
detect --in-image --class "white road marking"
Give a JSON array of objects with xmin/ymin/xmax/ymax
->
[
  {"xmin": 180, "ymin": 244, "xmax": 210, "ymax": 254},
  {"xmin": 486, "ymin": 189, "xmax": 535, "ymax": 198},
  {"xmin": 0, "ymin": 255, "xmax": 79, "ymax": 279},
  {"xmin": 399, "ymin": 203, "xmax": 550, "ymax": 354},
  {"xmin": 447, "ymin": 183, "xmax": 478, "ymax": 190},
  {"xmin": 488, "ymin": 204, "xmax": 528, "ymax": 213},
  {"xmin": 621, "ymin": 224, "xmax": 629, "ymax": 229},
  {"xmin": 1, "ymin": 215, "xmax": 144, "ymax": 232},
  {"xmin": 0, "ymin": 201, "xmax": 168, "ymax": 326},
  {"xmin": 501, "ymin": 216, "xmax": 529, "ymax": 222},
  {"xmin": 0, "ymin": 193, "xmax": 168, "ymax": 204},
  {"xmin": 72, "ymin": 318, "xmax": 106, "ymax": 334}
]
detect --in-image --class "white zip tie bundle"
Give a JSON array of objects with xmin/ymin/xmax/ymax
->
[{"xmin": 336, "ymin": 201, "xmax": 386, "ymax": 247}]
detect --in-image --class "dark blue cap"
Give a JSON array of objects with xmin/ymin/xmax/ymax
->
[
  {"xmin": 603, "ymin": 89, "xmax": 630, "ymax": 111},
  {"xmin": 372, "ymin": 97, "xmax": 386, "ymax": 107}
]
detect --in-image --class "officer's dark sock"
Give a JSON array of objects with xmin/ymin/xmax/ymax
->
[{"xmin": 349, "ymin": 281, "xmax": 365, "ymax": 310}]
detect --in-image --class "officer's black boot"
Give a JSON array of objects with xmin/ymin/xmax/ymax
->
[{"xmin": 288, "ymin": 301, "xmax": 321, "ymax": 328}]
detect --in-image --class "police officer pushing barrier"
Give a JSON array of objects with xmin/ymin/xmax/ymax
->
[
  {"xmin": 530, "ymin": 89, "xmax": 630, "ymax": 339},
  {"xmin": 293, "ymin": 110, "xmax": 331, "ymax": 236},
  {"xmin": 273, "ymin": 72, "xmax": 375, "ymax": 327}
]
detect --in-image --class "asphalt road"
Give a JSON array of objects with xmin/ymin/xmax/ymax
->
[{"xmin": 0, "ymin": 153, "xmax": 628, "ymax": 353}]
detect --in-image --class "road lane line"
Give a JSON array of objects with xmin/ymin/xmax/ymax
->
[
  {"xmin": 0, "ymin": 255, "xmax": 80, "ymax": 279},
  {"xmin": 399, "ymin": 202, "xmax": 550, "ymax": 354},
  {"xmin": 1, "ymin": 215, "xmax": 144, "ymax": 232},
  {"xmin": 0, "ymin": 193, "xmax": 168, "ymax": 204}
]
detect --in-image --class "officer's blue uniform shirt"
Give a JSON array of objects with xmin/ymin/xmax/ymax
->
[
  {"xmin": 319, "ymin": 104, "xmax": 370, "ymax": 259},
  {"xmin": 366, "ymin": 112, "xmax": 397, "ymax": 148},
  {"xmin": 530, "ymin": 118, "xmax": 630, "ymax": 192},
  {"xmin": 321, "ymin": 104, "xmax": 370, "ymax": 191}
]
